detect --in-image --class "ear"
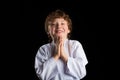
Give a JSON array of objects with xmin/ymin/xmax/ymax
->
[
  {"xmin": 47, "ymin": 32, "xmax": 50, "ymax": 35},
  {"xmin": 68, "ymin": 29, "xmax": 70, "ymax": 34}
]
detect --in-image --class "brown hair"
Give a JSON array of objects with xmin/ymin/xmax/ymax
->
[{"xmin": 45, "ymin": 9, "xmax": 72, "ymax": 41}]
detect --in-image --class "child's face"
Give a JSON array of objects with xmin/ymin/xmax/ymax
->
[{"xmin": 48, "ymin": 18, "xmax": 70, "ymax": 40}]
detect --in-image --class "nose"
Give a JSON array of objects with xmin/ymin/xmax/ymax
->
[{"xmin": 56, "ymin": 23, "xmax": 61, "ymax": 29}]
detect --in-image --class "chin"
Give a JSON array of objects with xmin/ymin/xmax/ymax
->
[
  {"xmin": 56, "ymin": 34, "xmax": 63, "ymax": 37},
  {"xmin": 56, "ymin": 35, "xmax": 62, "ymax": 37}
]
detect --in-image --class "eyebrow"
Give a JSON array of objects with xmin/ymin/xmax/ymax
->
[{"xmin": 53, "ymin": 20, "xmax": 67, "ymax": 23}]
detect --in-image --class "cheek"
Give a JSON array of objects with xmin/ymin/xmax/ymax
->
[
  {"xmin": 48, "ymin": 27, "xmax": 52, "ymax": 34},
  {"xmin": 48, "ymin": 27, "xmax": 55, "ymax": 34},
  {"xmin": 65, "ymin": 26, "xmax": 70, "ymax": 32}
]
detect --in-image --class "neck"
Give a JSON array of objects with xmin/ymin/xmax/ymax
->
[{"xmin": 53, "ymin": 37, "xmax": 68, "ymax": 43}]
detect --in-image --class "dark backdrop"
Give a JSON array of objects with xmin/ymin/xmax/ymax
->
[{"xmin": 10, "ymin": 0, "xmax": 105, "ymax": 80}]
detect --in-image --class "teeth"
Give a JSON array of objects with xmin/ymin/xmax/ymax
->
[
  {"xmin": 56, "ymin": 30, "xmax": 63, "ymax": 32},
  {"xmin": 58, "ymin": 30, "xmax": 62, "ymax": 31},
  {"xmin": 58, "ymin": 31, "xmax": 63, "ymax": 32}
]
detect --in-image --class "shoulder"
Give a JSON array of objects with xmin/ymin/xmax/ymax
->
[
  {"xmin": 40, "ymin": 43, "xmax": 51, "ymax": 48},
  {"xmin": 38, "ymin": 43, "xmax": 51, "ymax": 52},
  {"xmin": 68, "ymin": 39, "xmax": 83, "ymax": 49},
  {"xmin": 69, "ymin": 39, "xmax": 82, "ymax": 46},
  {"xmin": 36, "ymin": 43, "xmax": 52, "ymax": 58}
]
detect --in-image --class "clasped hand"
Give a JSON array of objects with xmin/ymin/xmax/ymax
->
[{"xmin": 53, "ymin": 36, "xmax": 68, "ymax": 62}]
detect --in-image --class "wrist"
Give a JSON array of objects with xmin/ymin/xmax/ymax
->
[
  {"xmin": 53, "ymin": 55, "xmax": 59, "ymax": 61},
  {"xmin": 61, "ymin": 55, "xmax": 68, "ymax": 63}
]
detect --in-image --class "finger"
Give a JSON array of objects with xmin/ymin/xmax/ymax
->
[
  {"xmin": 57, "ymin": 36, "xmax": 61, "ymax": 45},
  {"xmin": 54, "ymin": 36, "xmax": 58, "ymax": 45}
]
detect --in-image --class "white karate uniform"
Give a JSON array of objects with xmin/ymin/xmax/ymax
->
[{"xmin": 35, "ymin": 39, "xmax": 88, "ymax": 80}]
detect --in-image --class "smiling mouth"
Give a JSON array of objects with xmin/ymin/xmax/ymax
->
[{"xmin": 56, "ymin": 30, "xmax": 64, "ymax": 33}]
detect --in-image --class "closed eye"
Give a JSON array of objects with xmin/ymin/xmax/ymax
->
[{"xmin": 51, "ymin": 23, "xmax": 56, "ymax": 26}]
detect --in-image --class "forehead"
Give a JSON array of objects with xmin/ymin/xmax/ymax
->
[{"xmin": 51, "ymin": 18, "xmax": 67, "ymax": 23}]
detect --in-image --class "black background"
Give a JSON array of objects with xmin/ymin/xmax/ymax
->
[{"xmin": 5, "ymin": 0, "xmax": 106, "ymax": 80}]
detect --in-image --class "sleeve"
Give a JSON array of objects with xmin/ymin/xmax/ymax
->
[
  {"xmin": 65, "ymin": 41, "xmax": 88, "ymax": 79},
  {"xmin": 34, "ymin": 46, "xmax": 58, "ymax": 80}
]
